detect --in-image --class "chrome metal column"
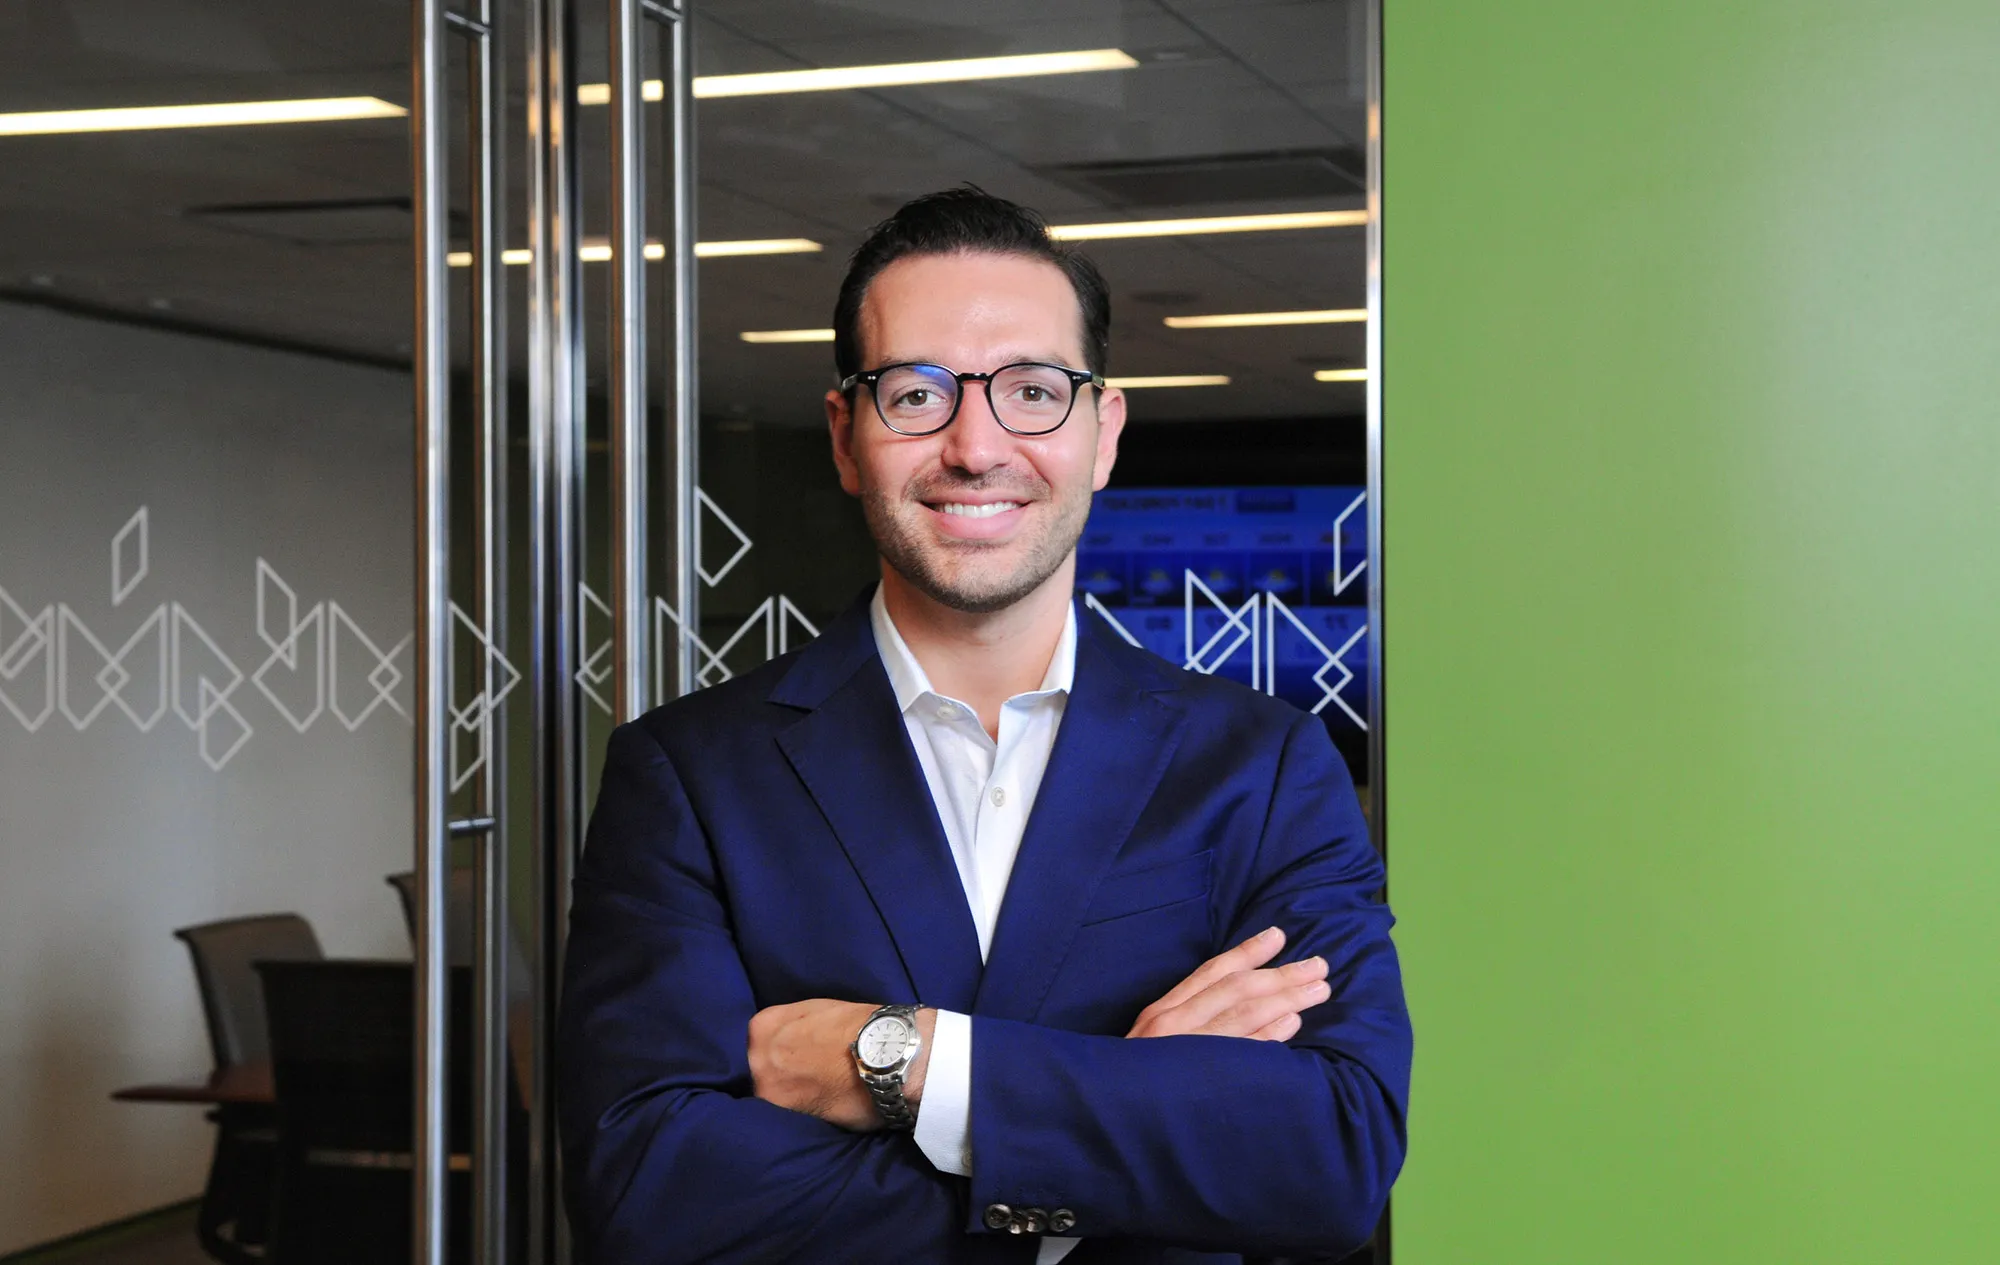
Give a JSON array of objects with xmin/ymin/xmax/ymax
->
[
  {"xmin": 665, "ymin": 0, "xmax": 699, "ymax": 704},
  {"xmin": 1363, "ymin": 5, "xmax": 1389, "ymax": 1263},
  {"xmin": 462, "ymin": 2, "xmax": 511, "ymax": 1262},
  {"xmin": 608, "ymin": 0, "xmax": 648, "ymax": 719},
  {"xmin": 409, "ymin": 2, "xmax": 453, "ymax": 1263},
  {"xmin": 527, "ymin": 0, "xmax": 584, "ymax": 1259},
  {"xmin": 610, "ymin": 0, "xmax": 698, "ymax": 711},
  {"xmin": 1364, "ymin": 0, "xmax": 1385, "ymax": 857}
]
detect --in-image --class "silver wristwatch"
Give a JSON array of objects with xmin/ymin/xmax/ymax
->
[{"xmin": 851, "ymin": 1003, "xmax": 923, "ymax": 1130}]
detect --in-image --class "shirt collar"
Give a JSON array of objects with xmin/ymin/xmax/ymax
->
[{"xmin": 869, "ymin": 582, "xmax": 1076, "ymax": 716}]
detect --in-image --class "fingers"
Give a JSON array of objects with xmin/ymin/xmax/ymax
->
[
  {"xmin": 1249, "ymin": 1012, "xmax": 1303, "ymax": 1042},
  {"xmin": 1129, "ymin": 953, "xmax": 1331, "ymax": 1039},
  {"xmin": 1142, "ymin": 926, "xmax": 1288, "ymax": 1018},
  {"xmin": 1168, "ymin": 953, "xmax": 1327, "ymax": 1035},
  {"xmin": 1199, "ymin": 977, "xmax": 1330, "ymax": 1039}
]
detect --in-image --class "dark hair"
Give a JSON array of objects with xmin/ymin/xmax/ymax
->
[{"xmin": 832, "ymin": 186, "xmax": 1111, "ymax": 380}]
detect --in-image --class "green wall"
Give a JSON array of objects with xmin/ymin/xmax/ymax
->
[{"xmin": 1382, "ymin": 2, "xmax": 2000, "ymax": 1259}]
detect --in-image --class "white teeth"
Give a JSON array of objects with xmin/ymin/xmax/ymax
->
[{"xmin": 938, "ymin": 501, "xmax": 1022, "ymax": 519}]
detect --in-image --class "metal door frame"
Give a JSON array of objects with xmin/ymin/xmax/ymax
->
[{"xmin": 414, "ymin": 0, "xmax": 700, "ymax": 1261}]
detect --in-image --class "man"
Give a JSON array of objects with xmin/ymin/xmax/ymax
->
[{"xmin": 559, "ymin": 188, "xmax": 1410, "ymax": 1264}]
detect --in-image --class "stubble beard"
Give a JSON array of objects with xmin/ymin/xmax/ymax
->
[{"xmin": 861, "ymin": 472, "xmax": 1091, "ymax": 615}]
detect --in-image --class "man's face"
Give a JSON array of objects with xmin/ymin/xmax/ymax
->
[{"xmin": 826, "ymin": 251, "xmax": 1126, "ymax": 614}]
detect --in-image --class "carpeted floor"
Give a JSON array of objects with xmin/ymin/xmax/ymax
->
[{"xmin": 3, "ymin": 1205, "xmax": 209, "ymax": 1265}]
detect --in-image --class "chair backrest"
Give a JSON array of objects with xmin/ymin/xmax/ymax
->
[
  {"xmin": 386, "ymin": 868, "xmax": 532, "ymax": 1002},
  {"xmin": 256, "ymin": 960, "xmax": 473, "ymax": 1154},
  {"xmin": 174, "ymin": 914, "xmax": 324, "ymax": 1068},
  {"xmin": 256, "ymin": 960, "xmax": 474, "ymax": 1265}
]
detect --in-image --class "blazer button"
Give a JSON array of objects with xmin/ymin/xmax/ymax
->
[
  {"xmin": 1018, "ymin": 1208, "xmax": 1048, "ymax": 1234},
  {"xmin": 982, "ymin": 1204, "xmax": 1013, "ymax": 1231},
  {"xmin": 1049, "ymin": 1209, "xmax": 1077, "ymax": 1234}
]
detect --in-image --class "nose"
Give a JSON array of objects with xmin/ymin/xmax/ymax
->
[{"xmin": 936, "ymin": 380, "xmax": 1013, "ymax": 476}]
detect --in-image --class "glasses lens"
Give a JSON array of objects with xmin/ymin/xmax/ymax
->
[
  {"xmin": 874, "ymin": 364, "xmax": 959, "ymax": 433},
  {"xmin": 991, "ymin": 364, "xmax": 1077, "ymax": 433}
]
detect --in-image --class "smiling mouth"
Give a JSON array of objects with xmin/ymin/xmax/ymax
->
[{"xmin": 928, "ymin": 501, "xmax": 1024, "ymax": 519}]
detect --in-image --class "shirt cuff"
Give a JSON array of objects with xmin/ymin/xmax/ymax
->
[
  {"xmin": 912, "ymin": 1008, "xmax": 972, "ymax": 1176},
  {"xmin": 1037, "ymin": 1237, "xmax": 1081, "ymax": 1263}
]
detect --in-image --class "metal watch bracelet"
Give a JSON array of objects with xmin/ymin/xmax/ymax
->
[{"xmin": 854, "ymin": 1003, "xmax": 922, "ymax": 1130}]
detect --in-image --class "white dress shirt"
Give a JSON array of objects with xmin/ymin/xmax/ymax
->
[{"xmin": 869, "ymin": 587, "xmax": 1081, "ymax": 1265}]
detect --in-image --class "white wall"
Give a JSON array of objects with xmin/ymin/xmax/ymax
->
[{"xmin": 0, "ymin": 302, "xmax": 417, "ymax": 1253}]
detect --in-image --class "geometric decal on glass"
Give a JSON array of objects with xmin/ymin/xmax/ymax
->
[
  {"xmin": 58, "ymin": 602, "xmax": 168, "ymax": 732},
  {"xmin": 1082, "ymin": 592, "xmax": 1141, "ymax": 647},
  {"xmin": 448, "ymin": 601, "xmax": 520, "ymax": 792},
  {"xmin": 1331, "ymin": 491, "xmax": 1366, "ymax": 596},
  {"xmin": 112, "ymin": 506, "xmax": 149, "ymax": 607},
  {"xmin": 1, "ymin": 508, "xmax": 417, "ymax": 768},
  {"xmin": 651, "ymin": 592, "xmax": 819, "ymax": 702},
  {"xmin": 695, "ymin": 486, "xmax": 753, "ymax": 588},
  {"xmin": 1185, "ymin": 568, "xmax": 1260, "ymax": 682},
  {"xmin": 0, "ymin": 587, "xmax": 56, "ymax": 731},
  {"xmin": 328, "ymin": 603, "xmax": 411, "ymax": 732},
  {"xmin": 1265, "ymin": 591, "xmax": 1367, "ymax": 729},
  {"xmin": 252, "ymin": 560, "xmax": 324, "ymax": 732},
  {"xmin": 575, "ymin": 583, "xmax": 615, "ymax": 714}
]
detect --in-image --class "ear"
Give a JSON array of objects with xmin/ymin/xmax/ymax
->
[
  {"xmin": 827, "ymin": 388, "xmax": 863, "ymax": 497},
  {"xmin": 1089, "ymin": 386, "xmax": 1127, "ymax": 492}
]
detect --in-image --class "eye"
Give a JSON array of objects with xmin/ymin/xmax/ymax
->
[
  {"xmin": 1017, "ymin": 384, "xmax": 1051, "ymax": 403},
  {"xmin": 893, "ymin": 387, "xmax": 937, "ymax": 408}
]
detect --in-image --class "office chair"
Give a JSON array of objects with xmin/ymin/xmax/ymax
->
[
  {"xmin": 386, "ymin": 867, "xmax": 533, "ymax": 1009},
  {"xmin": 174, "ymin": 914, "xmax": 324, "ymax": 1265},
  {"xmin": 256, "ymin": 960, "xmax": 475, "ymax": 1265}
]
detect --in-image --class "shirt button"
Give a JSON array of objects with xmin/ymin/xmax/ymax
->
[
  {"xmin": 934, "ymin": 701, "xmax": 961, "ymax": 721},
  {"xmin": 990, "ymin": 786, "xmax": 1007, "ymax": 808},
  {"xmin": 982, "ymin": 1203, "xmax": 1013, "ymax": 1230}
]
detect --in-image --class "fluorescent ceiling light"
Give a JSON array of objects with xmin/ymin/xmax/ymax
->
[
  {"xmin": 579, "ymin": 49, "xmax": 1138, "ymax": 105},
  {"xmin": 740, "ymin": 329, "xmax": 835, "ymax": 344},
  {"xmin": 694, "ymin": 237, "xmax": 823, "ymax": 258},
  {"xmin": 1106, "ymin": 374, "xmax": 1231, "ymax": 389},
  {"xmin": 1164, "ymin": 308, "xmax": 1368, "ymax": 329},
  {"xmin": 1314, "ymin": 368, "xmax": 1370, "ymax": 382},
  {"xmin": 1049, "ymin": 210, "xmax": 1366, "ymax": 242},
  {"xmin": 0, "ymin": 96, "xmax": 404, "ymax": 137},
  {"xmin": 446, "ymin": 238, "xmax": 822, "ymax": 267}
]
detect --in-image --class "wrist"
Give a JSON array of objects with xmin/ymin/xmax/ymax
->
[{"xmin": 902, "ymin": 1008, "xmax": 936, "ymax": 1110}]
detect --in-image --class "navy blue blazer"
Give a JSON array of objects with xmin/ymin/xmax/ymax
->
[{"xmin": 558, "ymin": 593, "xmax": 1411, "ymax": 1265}]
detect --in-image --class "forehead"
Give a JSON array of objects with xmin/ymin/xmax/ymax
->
[{"xmin": 857, "ymin": 251, "xmax": 1086, "ymax": 366}]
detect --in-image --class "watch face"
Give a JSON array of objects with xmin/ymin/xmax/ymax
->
[{"xmin": 856, "ymin": 1016, "xmax": 913, "ymax": 1071}]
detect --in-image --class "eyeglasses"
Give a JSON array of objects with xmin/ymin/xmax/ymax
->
[{"xmin": 839, "ymin": 361, "xmax": 1106, "ymax": 436}]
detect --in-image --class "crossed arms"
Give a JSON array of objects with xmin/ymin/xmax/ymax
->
[{"xmin": 557, "ymin": 716, "xmax": 1410, "ymax": 1264}]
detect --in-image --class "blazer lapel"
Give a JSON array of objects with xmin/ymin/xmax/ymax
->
[
  {"xmin": 973, "ymin": 611, "xmax": 1188, "ymax": 1022},
  {"xmin": 772, "ymin": 598, "xmax": 984, "ymax": 1014}
]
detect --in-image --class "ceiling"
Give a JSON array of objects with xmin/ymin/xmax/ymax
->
[{"xmin": 0, "ymin": 0, "xmax": 1369, "ymax": 427}]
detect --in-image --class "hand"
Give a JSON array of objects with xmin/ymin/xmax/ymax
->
[
  {"xmin": 747, "ymin": 999, "xmax": 933, "ymax": 1131},
  {"xmin": 1126, "ymin": 926, "xmax": 1330, "ymax": 1041}
]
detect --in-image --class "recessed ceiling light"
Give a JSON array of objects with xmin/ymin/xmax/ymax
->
[
  {"xmin": 1164, "ymin": 308, "xmax": 1367, "ymax": 329},
  {"xmin": 1314, "ymin": 368, "xmax": 1369, "ymax": 382},
  {"xmin": 578, "ymin": 49, "xmax": 1138, "ymax": 105},
  {"xmin": 740, "ymin": 329, "xmax": 835, "ymax": 344},
  {"xmin": 1105, "ymin": 374, "xmax": 1231, "ymax": 388},
  {"xmin": 0, "ymin": 96, "xmax": 404, "ymax": 137},
  {"xmin": 1049, "ymin": 210, "xmax": 1366, "ymax": 242},
  {"xmin": 446, "ymin": 238, "xmax": 822, "ymax": 267}
]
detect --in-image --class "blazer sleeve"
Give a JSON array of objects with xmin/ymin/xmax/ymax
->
[
  {"xmin": 965, "ymin": 713, "xmax": 1411, "ymax": 1258},
  {"xmin": 557, "ymin": 721, "xmax": 979, "ymax": 1265}
]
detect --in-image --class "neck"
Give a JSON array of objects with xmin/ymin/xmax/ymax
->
[{"xmin": 879, "ymin": 557, "xmax": 1075, "ymax": 735}]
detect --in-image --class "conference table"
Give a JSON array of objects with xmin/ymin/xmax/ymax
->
[
  {"xmin": 113, "ymin": 1063, "xmax": 275, "ymax": 1106},
  {"xmin": 112, "ymin": 1006, "xmax": 532, "ymax": 1108}
]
